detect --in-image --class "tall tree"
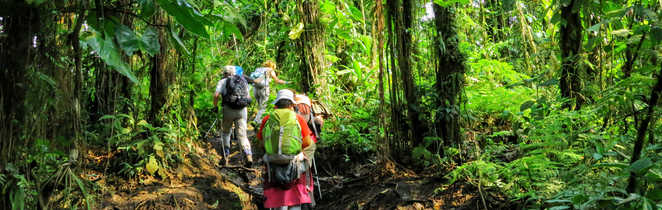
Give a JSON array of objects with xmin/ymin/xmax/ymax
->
[
  {"xmin": 387, "ymin": 0, "xmax": 424, "ymax": 151},
  {"xmin": 0, "ymin": 0, "xmax": 40, "ymax": 163},
  {"xmin": 149, "ymin": 11, "xmax": 170, "ymax": 124},
  {"xmin": 296, "ymin": 0, "xmax": 326, "ymax": 95},
  {"xmin": 375, "ymin": 0, "xmax": 389, "ymax": 160},
  {"xmin": 559, "ymin": 0, "xmax": 584, "ymax": 110},
  {"xmin": 433, "ymin": 3, "xmax": 465, "ymax": 149}
]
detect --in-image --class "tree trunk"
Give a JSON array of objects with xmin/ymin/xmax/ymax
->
[
  {"xmin": 375, "ymin": 0, "xmax": 389, "ymax": 160},
  {"xmin": 296, "ymin": 0, "xmax": 326, "ymax": 96},
  {"xmin": 0, "ymin": 1, "xmax": 40, "ymax": 163},
  {"xmin": 559, "ymin": 0, "xmax": 583, "ymax": 110},
  {"xmin": 433, "ymin": 3, "xmax": 465, "ymax": 149},
  {"xmin": 149, "ymin": 11, "xmax": 170, "ymax": 125},
  {"xmin": 626, "ymin": 65, "xmax": 662, "ymax": 193},
  {"xmin": 190, "ymin": 38, "xmax": 199, "ymax": 108},
  {"xmin": 386, "ymin": 2, "xmax": 404, "ymax": 153},
  {"xmin": 622, "ymin": 33, "xmax": 646, "ymax": 78},
  {"xmin": 387, "ymin": 0, "xmax": 423, "ymax": 148}
]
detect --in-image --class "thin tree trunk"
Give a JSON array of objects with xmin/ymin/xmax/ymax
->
[
  {"xmin": 622, "ymin": 33, "xmax": 646, "ymax": 78},
  {"xmin": 190, "ymin": 38, "xmax": 199, "ymax": 108},
  {"xmin": 386, "ymin": 0, "xmax": 403, "ymax": 154},
  {"xmin": 376, "ymin": 0, "xmax": 389, "ymax": 160},
  {"xmin": 559, "ymin": 0, "xmax": 583, "ymax": 110},
  {"xmin": 626, "ymin": 65, "xmax": 662, "ymax": 193}
]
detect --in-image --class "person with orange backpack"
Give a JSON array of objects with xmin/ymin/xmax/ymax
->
[{"xmin": 257, "ymin": 89, "xmax": 315, "ymax": 209}]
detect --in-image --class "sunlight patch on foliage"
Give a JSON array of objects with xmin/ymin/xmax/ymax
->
[{"xmin": 465, "ymin": 59, "xmax": 535, "ymax": 115}]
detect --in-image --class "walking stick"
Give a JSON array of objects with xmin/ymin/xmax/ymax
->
[
  {"xmin": 309, "ymin": 113, "xmax": 323, "ymax": 200},
  {"xmin": 313, "ymin": 157, "xmax": 322, "ymax": 199},
  {"xmin": 205, "ymin": 118, "xmax": 218, "ymax": 138},
  {"xmin": 208, "ymin": 113, "xmax": 228, "ymax": 166}
]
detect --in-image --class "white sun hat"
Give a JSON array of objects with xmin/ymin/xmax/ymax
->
[{"xmin": 273, "ymin": 89, "xmax": 295, "ymax": 105}]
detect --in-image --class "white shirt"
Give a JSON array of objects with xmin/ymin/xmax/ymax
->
[{"xmin": 215, "ymin": 78, "xmax": 228, "ymax": 96}]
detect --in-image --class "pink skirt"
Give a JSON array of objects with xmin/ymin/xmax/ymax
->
[{"xmin": 263, "ymin": 172, "xmax": 312, "ymax": 208}]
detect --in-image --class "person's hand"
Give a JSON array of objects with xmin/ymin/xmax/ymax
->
[{"xmin": 294, "ymin": 153, "xmax": 306, "ymax": 161}]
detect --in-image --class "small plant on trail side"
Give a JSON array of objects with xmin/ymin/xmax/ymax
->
[{"xmin": 101, "ymin": 114, "xmax": 182, "ymax": 179}]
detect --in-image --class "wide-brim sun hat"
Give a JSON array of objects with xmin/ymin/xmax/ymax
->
[
  {"xmin": 294, "ymin": 94, "xmax": 312, "ymax": 106},
  {"xmin": 273, "ymin": 89, "xmax": 296, "ymax": 105}
]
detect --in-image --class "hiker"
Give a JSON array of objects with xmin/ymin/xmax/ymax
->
[
  {"xmin": 257, "ymin": 89, "xmax": 316, "ymax": 209},
  {"xmin": 213, "ymin": 65, "xmax": 254, "ymax": 167},
  {"xmin": 249, "ymin": 60, "xmax": 288, "ymax": 126},
  {"xmin": 294, "ymin": 93, "xmax": 324, "ymax": 142},
  {"xmin": 293, "ymin": 93, "xmax": 324, "ymax": 207}
]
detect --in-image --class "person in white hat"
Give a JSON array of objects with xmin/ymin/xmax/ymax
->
[
  {"xmin": 294, "ymin": 94, "xmax": 323, "ymax": 141},
  {"xmin": 213, "ymin": 65, "xmax": 253, "ymax": 167},
  {"xmin": 257, "ymin": 89, "xmax": 316, "ymax": 209}
]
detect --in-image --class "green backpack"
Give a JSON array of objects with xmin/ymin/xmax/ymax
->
[{"xmin": 263, "ymin": 109, "xmax": 302, "ymax": 156}]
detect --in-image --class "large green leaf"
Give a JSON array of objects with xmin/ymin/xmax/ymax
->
[
  {"xmin": 630, "ymin": 158, "xmax": 653, "ymax": 175},
  {"xmin": 139, "ymin": 0, "xmax": 156, "ymax": 18},
  {"xmin": 86, "ymin": 12, "xmax": 120, "ymax": 35},
  {"xmin": 84, "ymin": 31, "xmax": 138, "ymax": 83},
  {"xmin": 142, "ymin": 27, "xmax": 161, "ymax": 56},
  {"xmin": 651, "ymin": 26, "xmax": 662, "ymax": 43},
  {"xmin": 170, "ymin": 25, "xmax": 190, "ymax": 55},
  {"xmin": 434, "ymin": 0, "xmax": 469, "ymax": 7},
  {"xmin": 156, "ymin": 0, "xmax": 209, "ymax": 38},
  {"xmin": 146, "ymin": 155, "xmax": 159, "ymax": 175},
  {"xmin": 222, "ymin": 21, "xmax": 243, "ymax": 40},
  {"xmin": 115, "ymin": 24, "xmax": 142, "ymax": 56},
  {"xmin": 289, "ymin": 22, "xmax": 304, "ymax": 40}
]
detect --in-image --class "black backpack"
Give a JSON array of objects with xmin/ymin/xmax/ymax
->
[{"xmin": 222, "ymin": 75, "xmax": 252, "ymax": 109}]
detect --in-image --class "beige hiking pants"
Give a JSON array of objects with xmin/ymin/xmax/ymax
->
[{"xmin": 221, "ymin": 105, "xmax": 252, "ymax": 156}]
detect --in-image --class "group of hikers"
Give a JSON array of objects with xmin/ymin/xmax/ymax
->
[{"xmin": 211, "ymin": 61, "xmax": 324, "ymax": 209}]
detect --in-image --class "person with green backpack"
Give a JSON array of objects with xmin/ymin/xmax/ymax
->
[
  {"xmin": 213, "ymin": 65, "xmax": 253, "ymax": 167},
  {"xmin": 257, "ymin": 89, "xmax": 315, "ymax": 209}
]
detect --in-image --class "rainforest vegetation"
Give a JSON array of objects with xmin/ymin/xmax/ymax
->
[{"xmin": 1, "ymin": 0, "xmax": 662, "ymax": 209}]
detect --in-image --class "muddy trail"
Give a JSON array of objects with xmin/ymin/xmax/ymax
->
[{"xmin": 91, "ymin": 127, "xmax": 514, "ymax": 209}]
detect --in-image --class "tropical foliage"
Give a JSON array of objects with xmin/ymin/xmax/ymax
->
[{"xmin": 1, "ymin": 0, "xmax": 662, "ymax": 208}]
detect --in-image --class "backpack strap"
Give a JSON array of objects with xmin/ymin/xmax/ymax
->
[
  {"xmin": 278, "ymin": 126, "xmax": 284, "ymax": 155},
  {"xmin": 309, "ymin": 112, "xmax": 319, "ymax": 138}
]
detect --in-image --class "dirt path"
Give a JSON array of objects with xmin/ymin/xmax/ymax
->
[{"xmin": 92, "ymin": 126, "xmax": 513, "ymax": 209}]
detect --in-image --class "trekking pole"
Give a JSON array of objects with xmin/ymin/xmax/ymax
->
[
  {"xmin": 205, "ymin": 118, "xmax": 218, "ymax": 138},
  {"xmin": 313, "ymin": 157, "xmax": 322, "ymax": 199},
  {"xmin": 309, "ymin": 112, "xmax": 323, "ymax": 199}
]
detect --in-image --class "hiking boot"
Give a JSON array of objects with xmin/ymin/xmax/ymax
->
[
  {"xmin": 218, "ymin": 158, "xmax": 228, "ymax": 167},
  {"xmin": 224, "ymin": 148, "xmax": 230, "ymax": 157},
  {"xmin": 244, "ymin": 155, "xmax": 254, "ymax": 168}
]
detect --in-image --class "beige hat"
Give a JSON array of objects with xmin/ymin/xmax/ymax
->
[
  {"xmin": 294, "ymin": 94, "xmax": 311, "ymax": 106},
  {"xmin": 223, "ymin": 65, "xmax": 236, "ymax": 76},
  {"xmin": 273, "ymin": 89, "xmax": 295, "ymax": 105}
]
